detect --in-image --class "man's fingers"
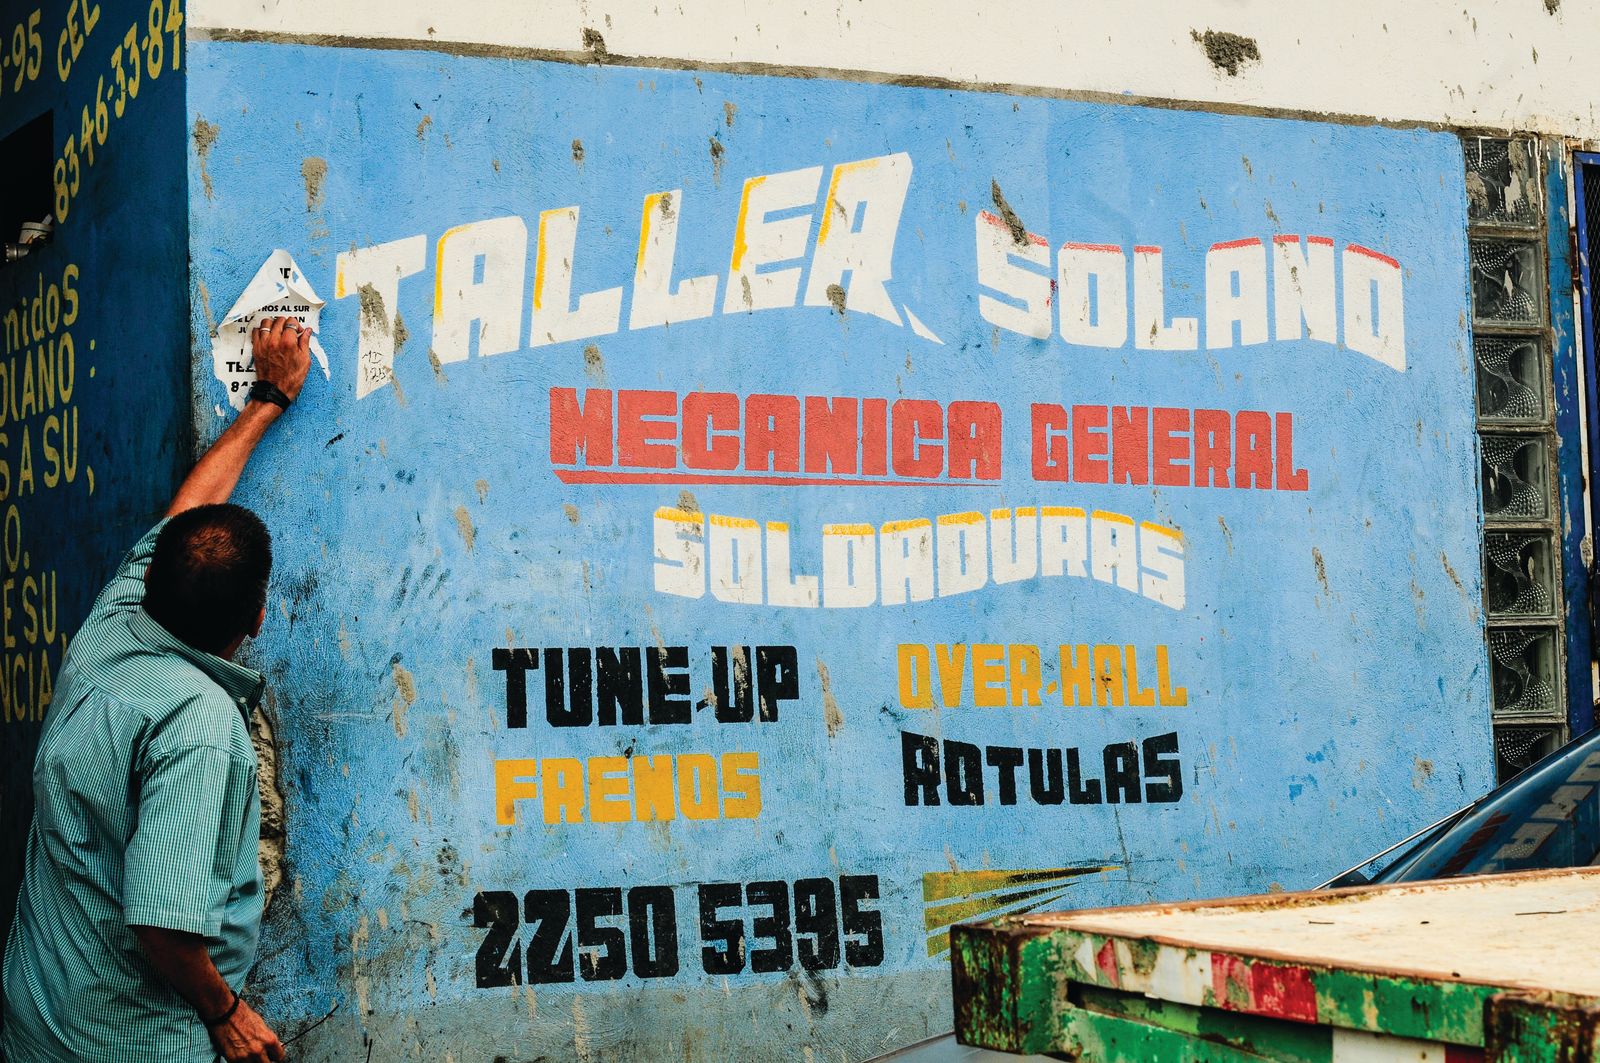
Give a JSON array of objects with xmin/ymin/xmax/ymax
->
[
  {"xmin": 296, "ymin": 323, "xmax": 311, "ymax": 360},
  {"xmin": 267, "ymin": 316, "xmax": 287, "ymax": 346}
]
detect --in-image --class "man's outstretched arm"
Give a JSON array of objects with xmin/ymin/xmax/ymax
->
[{"xmin": 167, "ymin": 316, "xmax": 311, "ymax": 517}]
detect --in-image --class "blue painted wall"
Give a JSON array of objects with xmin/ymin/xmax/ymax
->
[
  {"xmin": 0, "ymin": 0, "xmax": 190, "ymax": 981},
  {"xmin": 184, "ymin": 42, "xmax": 1488, "ymax": 1059}
]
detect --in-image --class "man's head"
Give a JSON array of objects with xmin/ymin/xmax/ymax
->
[{"xmin": 143, "ymin": 504, "xmax": 272, "ymax": 658}]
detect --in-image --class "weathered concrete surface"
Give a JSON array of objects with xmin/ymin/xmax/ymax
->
[{"xmin": 189, "ymin": 0, "xmax": 1600, "ymax": 138}]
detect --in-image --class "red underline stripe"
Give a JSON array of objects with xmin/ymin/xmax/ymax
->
[
  {"xmin": 1346, "ymin": 243, "xmax": 1400, "ymax": 269},
  {"xmin": 1211, "ymin": 237, "xmax": 1263, "ymax": 251},
  {"xmin": 978, "ymin": 210, "xmax": 1049, "ymax": 246},
  {"xmin": 553, "ymin": 469, "xmax": 990, "ymax": 487}
]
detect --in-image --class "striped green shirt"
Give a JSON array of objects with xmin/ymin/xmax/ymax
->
[{"xmin": 2, "ymin": 522, "xmax": 266, "ymax": 1063}]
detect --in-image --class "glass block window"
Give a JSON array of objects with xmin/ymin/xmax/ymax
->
[
  {"xmin": 1463, "ymin": 136, "xmax": 1566, "ymax": 781},
  {"xmin": 1480, "ymin": 434, "xmax": 1550, "ymax": 521},
  {"xmin": 1494, "ymin": 725, "xmax": 1562, "ymax": 780},
  {"xmin": 1474, "ymin": 336, "xmax": 1546, "ymax": 423},
  {"xmin": 1465, "ymin": 138, "xmax": 1541, "ymax": 227},
  {"xmin": 1470, "ymin": 238, "xmax": 1543, "ymax": 325},
  {"xmin": 1489, "ymin": 628, "xmax": 1560, "ymax": 717},
  {"xmin": 1483, "ymin": 531, "xmax": 1558, "ymax": 618}
]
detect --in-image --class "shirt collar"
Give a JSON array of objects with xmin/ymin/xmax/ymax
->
[{"xmin": 130, "ymin": 607, "xmax": 267, "ymax": 713}]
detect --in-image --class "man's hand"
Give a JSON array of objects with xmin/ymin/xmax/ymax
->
[
  {"xmin": 131, "ymin": 925, "xmax": 286, "ymax": 1061},
  {"xmin": 165, "ymin": 315, "xmax": 314, "ymax": 516},
  {"xmin": 251, "ymin": 316, "xmax": 312, "ymax": 404},
  {"xmin": 209, "ymin": 997, "xmax": 285, "ymax": 1063}
]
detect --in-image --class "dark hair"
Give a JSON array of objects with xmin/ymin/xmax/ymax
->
[{"xmin": 143, "ymin": 504, "xmax": 273, "ymax": 655}]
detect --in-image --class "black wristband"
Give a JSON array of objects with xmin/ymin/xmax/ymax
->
[
  {"xmin": 247, "ymin": 380, "xmax": 292, "ymax": 410},
  {"xmin": 201, "ymin": 989, "xmax": 241, "ymax": 1028}
]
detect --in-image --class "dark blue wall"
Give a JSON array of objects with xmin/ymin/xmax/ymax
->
[{"xmin": 0, "ymin": 0, "xmax": 190, "ymax": 973}]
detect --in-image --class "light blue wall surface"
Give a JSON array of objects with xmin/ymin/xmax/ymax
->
[{"xmin": 187, "ymin": 41, "xmax": 1488, "ymax": 1060}]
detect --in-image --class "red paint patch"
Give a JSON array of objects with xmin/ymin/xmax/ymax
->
[
  {"xmin": 1248, "ymin": 963, "xmax": 1318, "ymax": 1023},
  {"xmin": 1210, "ymin": 953, "xmax": 1252, "ymax": 1011},
  {"xmin": 1445, "ymin": 1047, "xmax": 1485, "ymax": 1063},
  {"xmin": 1095, "ymin": 939, "xmax": 1121, "ymax": 988}
]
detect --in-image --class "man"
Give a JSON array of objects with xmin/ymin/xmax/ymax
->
[{"xmin": 2, "ymin": 317, "xmax": 312, "ymax": 1063}]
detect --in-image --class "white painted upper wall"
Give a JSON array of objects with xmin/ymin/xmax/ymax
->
[{"xmin": 195, "ymin": 0, "xmax": 1600, "ymax": 139}]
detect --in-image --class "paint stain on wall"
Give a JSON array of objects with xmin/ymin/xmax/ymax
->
[
  {"xmin": 193, "ymin": 117, "xmax": 220, "ymax": 200},
  {"xmin": 583, "ymin": 343, "xmax": 604, "ymax": 379},
  {"xmin": 825, "ymin": 284, "xmax": 847, "ymax": 315},
  {"xmin": 581, "ymin": 27, "xmax": 608, "ymax": 61},
  {"xmin": 300, "ymin": 157, "xmax": 328, "ymax": 212},
  {"xmin": 455, "ymin": 505, "xmax": 477, "ymax": 553},
  {"xmin": 417, "ymin": 115, "xmax": 433, "ymax": 141},
  {"xmin": 709, "ymin": 136, "xmax": 726, "ymax": 184},
  {"xmin": 393, "ymin": 311, "xmax": 410, "ymax": 351},
  {"xmin": 571, "ymin": 138, "xmax": 585, "ymax": 165},
  {"xmin": 475, "ymin": 479, "xmax": 489, "ymax": 504},
  {"xmin": 195, "ymin": 279, "xmax": 216, "ymax": 335},
  {"xmin": 1312, "ymin": 547, "xmax": 1330, "ymax": 595},
  {"xmin": 392, "ymin": 659, "xmax": 418, "ymax": 738},
  {"xmin": 1191, "ymin": 29, "xmax": 1261, "ymax": 76},
  {"xmin": 563, "ymin": 503, "xmax": 580, "ymax": 524},
  {"xmin": 1217, "ymin": 515, "xmax": 1234, "ymax": 555},
  {"xmin": 1545, "ymin": 0, "xmax": 1560, "ymax": 13},
  {"xmin": 677, "ymin": 490, "xmax": 700, "ymax": 513},
  {"xmin": 817, "ymin": 659, "xmax": 844, "ymax": 737},
  {"xmin": 723, "ymin": 101, "xmax": 737, "ymax": 128},
  {"xmin": 357, "ymin": 283, "xmax": 389, "ymax": 331},
  {"xmin": 989, "ymin": 180, "xmax": 1027, "ymax": 246}
]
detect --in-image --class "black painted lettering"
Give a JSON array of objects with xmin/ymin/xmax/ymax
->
[
  {"xmin": 575, "ymin": 887, "xmax": 625, "ymax": 981},
  {"xmin": 1142, "ymin": 731, "xmax": 1183, "ymax": 803},
  {"xmin": 628, "ymin": 885, "xmax": 680, "ymax": 978},
  {"xmin": 944, "ymin": 740, "xmax": 984, "ymax": 806},
  {"xmin": 746, "ymin": 880, "xmax": 793, "ymax": 974},
  {"xmin": 524, "ymin": 889, "xmax": 575, "ymax": 984},
  {"xmin": 840, "ymin": 876, "xmax": 884, "ymax": 968},
  {"xmin": 538, "ymin": 648, "xmax": 565, "ymax": 726},
  {"xmin": 712, "ymin": 645, "xmax": 753, "ymax": 723},
  {"xmin": 793, "ymin": 878, "xmax": 840, "ymax": 972},
  {"xmin": 901, "ymin": 731, "xmax": 942, "ymax": 806},
  {"xmin": 1066, "ymin": 747, "xmax": 1103, "ymax": 805},
  {"xmin": 1103, "ymin": 741, "xmax": 1141, "ymax": 804},
  {"xmin": 491, "ymin": 648, "xmax": 537, "ymax": 729},
  {"xmin": 472, "ymin": 890, "xmax": 522, "ymax": 988},
  {"xmin": 698, "ymin": 881, "xmax": 745, "ymax": 975},
  {"xmin": 985, "ymin": 745, "xmax": 1023, "ymax": 805},
  {"xmin": 755, "ymin": 645, "xmax": 799, "ymax": 721},
  {"xmin": 596, "ymin": 646, "xmax": 643, "ymax": 726},
  {"xmin": 647, "ymin": 646, "xmax": 690, "ymax": 724},
  {"xmin": 1027, "ymin": 748, "xmax": 1065, "ymax": 805}
]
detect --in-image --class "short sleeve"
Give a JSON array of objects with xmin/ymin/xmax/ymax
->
[
  {"xmin": 123, "ymin": 742, "xmax": 249, "ymax": 936},
  {"xmin": 89, "ymin": 521, "xmax": 168, "ymax": 620}
]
